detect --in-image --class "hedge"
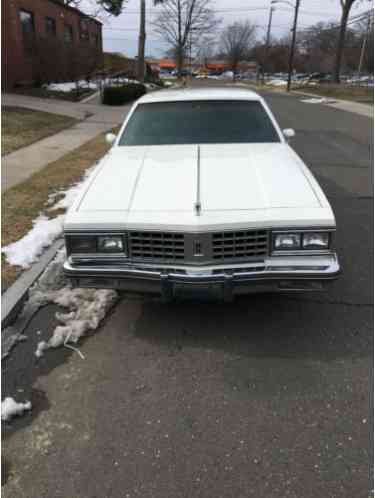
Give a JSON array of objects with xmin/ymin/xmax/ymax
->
[{"xmin": 102, "ymin": 83, "xmax": 146, "ymax": 105}]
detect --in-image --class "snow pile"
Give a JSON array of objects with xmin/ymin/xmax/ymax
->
[
  {"xmin": 103, "ymin": 77, "xmax": 142, "ymax": 87},
  {"xmin": 2, "ymin": 215, "xmax": 65, "ymax": 268},
  {"xmin": 45, "ymin": 77, "xmax": 144, "ymax": 93},
  {"xmin": 2, "ymin": 162, "xmax": 98, "ymax": 269},
  {"xmin": 44, "ymin": 80, "xmax": 98, "ymax": 92},
  {"xmin": 1, "ymin": 397, "xmax": 32, "ymax": 421},
  {"xmin": 163, "ymin": 81, "xmax": 173, "ymax": 87},
  {"xmin": 26, "ymin": 250, "xmax": 118, "ymax": 357}
]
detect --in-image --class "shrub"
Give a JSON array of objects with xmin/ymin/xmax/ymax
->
[{"xmin": 102, "ymin": 83, "xmax": 146, "ymax": 105}]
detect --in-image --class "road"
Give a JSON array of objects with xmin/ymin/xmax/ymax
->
[{"xmin": 2, "ymin": 81, "xmax": 373, "ymax": 498}]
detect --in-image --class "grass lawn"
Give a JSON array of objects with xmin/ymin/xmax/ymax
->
[
  {"xmin": 296, "ymin": 84, "xmax": 374, "ymax": 104},
  {"xmin": 2, "ymin": 107, "xmax": 78, "ymax": 156},
  {"xmin": 2, "ymin": 129, "xmax": 116, "ymax": 290},
  {"xmin": 244, "ymin": 81, "xmax": 374, "ymax": 105}
]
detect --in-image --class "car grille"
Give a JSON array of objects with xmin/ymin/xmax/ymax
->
[
  {"xmin": 129, "ymin": 232, "xmax": 185, "ymax": 261},
  {"xmin": 128, "ymin": 230, "xmax": 269, "ymax": 263},
  {"xmin": 211, "ymin": 230, "xmax": 268, "ymax": 261}
]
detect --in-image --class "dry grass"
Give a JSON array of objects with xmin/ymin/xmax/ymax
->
[
  {"xmin": 2, "ymin": 129, "xmax": 117, "ymax": 290},
  {"xmin": 297, "ymin": 84, "xmax": 374, "ymax": 104},
  {"xmin": 2, "ymin": 106, "xmax": 78, "ymax": 156}
]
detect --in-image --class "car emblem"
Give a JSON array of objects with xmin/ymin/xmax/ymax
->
[{"xmin": 194, "ymin": 240, "xmax": 203, "ymax": 257}]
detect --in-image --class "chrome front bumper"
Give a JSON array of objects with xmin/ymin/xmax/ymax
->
[{"xmin": 63, "ymin": 253, "xmax": 340, "ymax": 300}]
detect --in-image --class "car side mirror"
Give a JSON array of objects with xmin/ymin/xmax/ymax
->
[
  {"xmin": 105, "ymin": 133, "xmax": 116, "ymax": 145},
  {"xmin": 283, "ymin": 128, "xmax": 296, "ymax": 141}
]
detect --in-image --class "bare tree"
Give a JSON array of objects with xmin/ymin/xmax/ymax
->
[
  {"xmin": 334, "ymin": 0, "xmax": 372, "ymax": 82},
  {"xmin": 153, "ymin": 0, "xmax": 220, "ymax": 77},
  {"xmin": 195, "ymin": 39, "xmax": 215, "ymax": 66},
  {"xmin": 220, "ymin": 21, "xmax": 257, "ymax": 78}
]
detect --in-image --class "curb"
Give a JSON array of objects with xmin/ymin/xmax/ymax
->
[
  {"xmin": 1, "ymin": 239, "xmax": 64, "ymax": 330},
  {"xmin": 80, "ymin": 90, "xmax": 101, "ymax": 104}
]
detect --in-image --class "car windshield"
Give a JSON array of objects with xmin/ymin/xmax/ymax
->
[{"xmin": 118, "ymin": 100, "xmax": 280, "ymax": 146}]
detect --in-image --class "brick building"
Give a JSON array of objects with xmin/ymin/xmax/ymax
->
[{"xmin": 2, "ymin": 0, "xmax": 103, "ymax": 90}]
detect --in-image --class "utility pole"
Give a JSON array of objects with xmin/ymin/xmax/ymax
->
[
  {"xmin": 137, "ymin": 0, "xmax": 146, "ymax": 82},
  {"xmin": 189, "ymin": 29, "xmax": 193, "ymax": 80},
  {"xmin": 286, "ymin": 0, "xmax": 300, "ymax": 92},
  {"xmin": 264, "ymin": 5, "xmax": 274, "ymax": 78},
  {"xmin": 357, "ymin": 14, "xmax": 373, "ymax": 78}
]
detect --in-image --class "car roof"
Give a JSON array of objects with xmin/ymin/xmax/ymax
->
[{"xmin": 138, "ymin": 86, "xmax": 263, "ymax": 104}]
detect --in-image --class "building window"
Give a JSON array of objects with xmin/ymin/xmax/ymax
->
[
  {"xmin": 20, "ymin": 10, "xmax": 34, "ymax": 34},
  {"xmin": 64, "ymin": 24, "xmax": 73, "ymax": 44},
  {"xmin": 19, "ymin": 9, "xmax": 35, "ymax": 55},
  {"xmin": 45, "ymin": 17, "xmax": 56, "ymax": 37},
  {"xmin": 79, "ymin": 19, "xmax": 89, "ymax": 41}
]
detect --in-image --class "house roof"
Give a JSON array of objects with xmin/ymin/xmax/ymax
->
[{"xmin": 158, "ymin": 59, "xmax": 176, "ymax": 69}]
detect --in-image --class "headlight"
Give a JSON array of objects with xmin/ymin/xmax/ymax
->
[
  {"xmin": 273, "ymin": 231, "xmax": 331, "ymax": 252},
  {"xmin": 66, "ymin": 234, "xmax": 126, "ymax": 254},
  {"xmin": 68, "ymin": 236, "xmax": 97, "ymax": 253},
  {"xmin": 302, "ymin": 232, "xmax": 329, "ymax": 249},
  {"xmin": 98, "ymin": 236, "xmax": 124, "ymax": 253},
  {"xmin": 274, "ymin": 233, "xmax": 301, "ymax": 250}
]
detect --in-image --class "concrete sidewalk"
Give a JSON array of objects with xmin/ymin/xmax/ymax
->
[
  {"xmin": 2, "ymin": 93, "xmax": 130, "ymax": 192},
  {"xmin": 292, "ymin": 90, "xmax": 374, "ymax": 118},
  {"xmin": 2, "ymin": 92, "xmax": 127, "ymax": 121}
]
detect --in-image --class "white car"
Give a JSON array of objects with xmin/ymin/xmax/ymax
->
[{"xmin": 63, "ymin": 87, "xmax": 340, "ymax": 300}]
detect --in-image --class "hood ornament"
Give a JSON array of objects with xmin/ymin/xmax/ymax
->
[{"xmin": 195, "ymin": 145, "xmax": 202, "ymax": 216}]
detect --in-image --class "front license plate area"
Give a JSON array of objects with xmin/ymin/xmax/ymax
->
[{"xmin": 172, "ymin": 283, "xmax": 224, "ymax": 301}]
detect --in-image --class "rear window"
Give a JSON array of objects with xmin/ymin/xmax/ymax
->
[{"xmin": 119, "ymin": 100, "xmax": 280, "ymax": 146}]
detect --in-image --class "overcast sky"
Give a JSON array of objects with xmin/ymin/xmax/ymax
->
[{"xmin": 83, "ymin": 0, "xmax": 370, "ymax": 58}]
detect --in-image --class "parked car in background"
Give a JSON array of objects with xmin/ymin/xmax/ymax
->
[{"xmin": 63, "ymin": 88, "xmax": 340, "ymax": 301}]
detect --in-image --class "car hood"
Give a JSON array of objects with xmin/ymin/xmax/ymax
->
[{"xmin": 65, "ymin": 144, "xmax": 335, "ymax": 231}]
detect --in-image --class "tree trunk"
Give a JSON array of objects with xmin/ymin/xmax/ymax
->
[
  {"xmin": 137, "ymin": 0, "xmax": 146, "ymax": 82},
  {"xmin": 176, "ymin": 46, "xmax": 184, "ymax": 78},
  {"xmin": 334, "ymin": 5, "xmax": 350, "ymax": 83}
]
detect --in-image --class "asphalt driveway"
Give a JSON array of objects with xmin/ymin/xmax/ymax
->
[{"xmin": 2, "ymin": 83, "xmax": 373, "ymax": 498}]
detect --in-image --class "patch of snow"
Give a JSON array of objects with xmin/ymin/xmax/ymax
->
[
  {"xmin": 35, "ymin": 340, "xmax": 48, "ymax": 358},
  {"xmin": 300, "ymin": 97, "xmax": 336, "ymax": 104},
  {"xmin": 2, "ymin": 215, "xmax": 64, "ymax": 268},
  {"xmin": 49, "ymin": 165, "xmax": 95, "ymax": 212},
  {"xmin": 49, "ymin": 184, "xmax": 82, "ymax": 211},
  {"xmin": 28, "ymin": 250, "xmax": 118, "ymax": 357},
  {"xmin": 44, "ymin": 80, "xmax": 98, "ymax": 92},
  {"xmin": 2, "ymin": 162, "xmax": 100, "ymax": 269},
  {"xmin": 163, "ymin": 81, "xmax": 173, "ymax": 87},
  {"xmin": 103, "ymin": 77, "xmax": 142, "ymax": 86},
  {"xmin": 1, "ymin": 397, "xmax": 32, "ymax": 421},
  {"xmin": 45, "ymin": 77, "xmax": 145, "ymax": 93}
]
